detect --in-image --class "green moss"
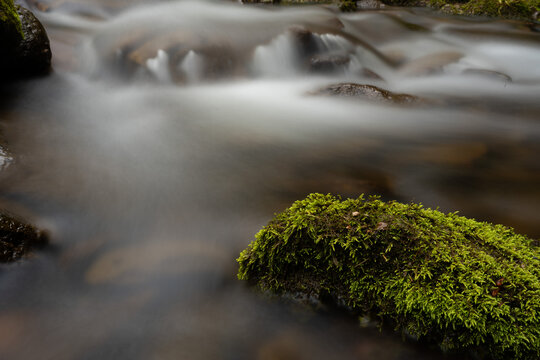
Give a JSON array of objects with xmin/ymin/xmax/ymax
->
[
  {"xmin": 459, "ymin": 0, "xmax": 540, "ymax": 19},
  {"xmin": 340, "ymin": 0, "xmax": 358, "ymax": 11},
  {"xmin": 384, "ymin": 0, "xmax": 539, "ymax": 20},
  {"xmin": 238, "ymin": 193, "xmax": 540, "ymax": 359},
  {"xmin": 0, "ymin": 0, "xmax": 23, "ymax": 41}
]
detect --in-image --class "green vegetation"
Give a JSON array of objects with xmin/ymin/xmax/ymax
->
[
  {"xmin": 340, "ymin": 0, "xmax": 358, "ymax": 11},
  {"xmin": 0, "ymin": 0, "xmax": 23, "ymax": 42},
  {"xmin": 243, "ymin": 0, "xmax": 539, "ymax": 20},
  {"xmin": 459, "ymin": 0, "xmax": 539, "ymax": 19},
  {"xmin": 238, "ymin": 193, "xmax": 540, "ymax": 359},
  {"xmin": 391, "ymin": 0, "xmax": 540, "ymax": 20}
]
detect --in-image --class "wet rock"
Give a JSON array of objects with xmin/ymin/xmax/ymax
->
[
  {"xmin": 104, "ymin": 26, "xmax": 250, "ymax": 83},
  {"xmin": 311, "ymin": 82, "xmax": 420, "ymax": 104},
  {"xmin": 289, "ymin": 26, "xmax": 320, "ymax": 59},
  {"xmin": 398, "ymin": 51, "xmax": 463, "ymax": 76},
  {"xmin": 0, "ymin": 212, "xmax": 48, "ymax": 262},
  {"xmin": 357, "ymin": 0, "xmax": 385, "ymax": 9},
  {"xmin": 0, "ymin": 0, "xmax": 23, "ymax": 48},
  {"xmin": 238, "ymin": 193, "xmax": 540, "ymax": 359},
  {"xmin": 0, "ymin": 4, "xmax": 51, "ymax": 80},
  {"xmin": 462, "ymin": 68, "xmax": 513, "ymax": 83},
  {"xmin": 308, "ymin": 53, "xmax": 350, "ymax": 73},
  {"xmin": 0, "ymin": 145, "xmax": 13, "ymax": 171}
]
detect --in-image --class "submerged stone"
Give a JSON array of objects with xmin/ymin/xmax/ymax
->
[
  {"xmin": 311, "ymin": 82, "xmax": 420, "ymax": 104},
  {"xmin": 0, "ymin": 212, "xmax": 48, "ymax": 262},
  {"xmin": 238, "ymin": 193, "xmax": 540, "ymax": 359},
  {"xmin": 308, "ymin": 53, "xmax": 350, "ymax": 73}
]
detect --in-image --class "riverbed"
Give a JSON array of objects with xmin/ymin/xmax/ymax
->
[{"xmin": 0, "ymin": 1, "xmax": 539, "ymax": 359}]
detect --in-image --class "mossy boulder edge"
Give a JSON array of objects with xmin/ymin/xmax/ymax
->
[
  {"xmin": 0, "ymin": 0, "xmax": 23, "ymax": 42},
  {"xmin": 0, "ymin": 0, "xmax": 51, "ymax": 80},
  {"xmin": 238, "ymin": 193, "xmax": 540, "ymax": 359}
]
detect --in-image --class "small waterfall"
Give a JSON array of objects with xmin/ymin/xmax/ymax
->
[
  {"xmin": 146, "ymin": 49, "xmax": 172, "ymax": 83},
  {"xmin": 251, "ymin": 33, "xmax": 300, "ymax": 77},
  {"xmin": 311, "ymin": 33, "xmax": 366, "ymax": 77},
  {"xmin": 179, "ymin": 50, "xmax": 204, "ymax": 84},
  {"xmin": 316, "ymin": 33, "xmax": 355, "ymax": 53}
]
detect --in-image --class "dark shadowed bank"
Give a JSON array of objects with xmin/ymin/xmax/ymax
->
[
  {"xmin": 242, "ymin": 0, "xmax": 540, "ymax": 21},
  {"xmin": 238, "ymin": 193, "xmax": 540, "ymax": 359}
]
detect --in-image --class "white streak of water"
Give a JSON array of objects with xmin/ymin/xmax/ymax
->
[
  {"xmin": 146, "ymin": 49, "xmax": 172, "ymax": 84},
  {"xmin": 251, "ymin": 33, "xmax": 299, "ymax": 77},
  {"xmin": 179, "ymin": 51, "xmax": 204, "ymax": 84}
]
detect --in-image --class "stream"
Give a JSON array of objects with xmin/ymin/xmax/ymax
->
[{"xmin": 1, "ymin": 0, "xmax": 539, "ymax": 359}]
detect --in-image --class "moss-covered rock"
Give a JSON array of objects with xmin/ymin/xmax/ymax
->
[
  {"xmin": 340, "ymin": 0, "xmax": 358, "ymax": 11},
  {"xmin": 243, "ymin": 0, "xmax": 539, "ymax": 20},
  {"xmin": 238, "ymin": 193, "xmax": 540, "ymax": 359},
  {"xmin": 0, "ymin": 2, "xmax": 51, "ymax": 80},
  {"xmin": 0, "ymin": 212, "xmax": 48, "ymax": 262},
  {"xmin": 385, "ymin": 0, "xmax": 539, "ymax": 20},
  {"xmin": 0, "ymin": 0, "xmax": 23, "ymax": 42}
]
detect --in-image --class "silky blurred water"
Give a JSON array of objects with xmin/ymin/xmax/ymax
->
[{"xmin": 0, "ymin": 1, "xmax": 539, "ymax": 359}]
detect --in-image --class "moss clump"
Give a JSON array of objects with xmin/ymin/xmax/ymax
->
[
  {"xmin": 0, "ymin": 0, "xmax": 23, "ymax": 42},
  {"xmin": 238, "ymin": 193, "xmax": 540, "ymax": 359},
  {"xmin": 458, "ymin": 0, "xmax": 540, "ymax": 19},
  {"xmin": 384, "ymin": 0, "xmax": 539, "ymax": 20},
  {"xmin": 340, "ymin": 0, "xmax": 358, "ymax": 11}
]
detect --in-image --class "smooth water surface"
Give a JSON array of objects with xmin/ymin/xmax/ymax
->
[{"xmin": 1, "ymin": 1, "xmax": 539, "ymax": 359}]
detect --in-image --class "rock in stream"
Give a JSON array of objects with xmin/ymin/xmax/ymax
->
[
  {"xmin": 0, "ymin": 4, "xmax": 51, "ymax": 80},
  {"xmin": 0, "ymin": 212, "xmax": 48, "ymax": 263}
]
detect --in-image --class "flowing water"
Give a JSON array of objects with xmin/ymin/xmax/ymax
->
[{"xmin": 1, "ymin": 0, "xmax": 539, "ymax": 359}]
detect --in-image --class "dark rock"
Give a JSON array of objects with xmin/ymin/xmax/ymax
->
[
  {"xmin": 340, "ymin": 0, "xmax": 357, "ymax": 12},
  {"xmin": 0, "ymin": 0, "xmax": 23, "ymax": 48},
  {"xmin": 0, "ymin": 5, "xmax": 51, "ymax": 80},
  {"xmin": 289, "ymin": 26, "xmax": 320, "ymax": 59},
  {"xmin": 0, "ymin": 212, "xmax": 48, "ymax": 262},
  {"xmin": 311, "ymin": 82, "xmax": 420, "ymax": 104},
  {"xmin": 0, "ymin": 145, "xmax": 13, "ymax": 171},
  {"xmin": 309, "ymin": 53, "xmax": 350, "ymax": 73}
]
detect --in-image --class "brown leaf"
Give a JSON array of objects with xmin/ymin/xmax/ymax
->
[{"xmin": 376, "ymin": 222, "xmax": 388, "ymax": 231}]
